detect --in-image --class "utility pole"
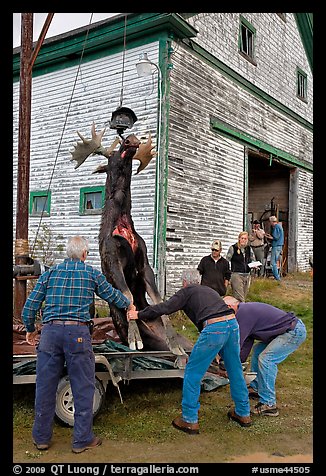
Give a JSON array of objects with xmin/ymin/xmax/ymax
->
[
  {"xmin": 14, "ymin": 13, "xmax": 33, "ymax": 323},
  {"xmin": 14, "ymin": 13, "xmax": 54, "ymax": 323}
]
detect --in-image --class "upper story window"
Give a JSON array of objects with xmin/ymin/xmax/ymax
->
[
  {"xmin": 79, "ymin": 186, "xmax": 105, "ymax": 215},
  {"xmin": 296, "ymin": 68, "xmax": 308, "ymax": 102},
  {"xmin": 29, "ymin": 190, "xmax": 51, "ymax": 216},
  {"xmin": 276, "ymin": 13, "xmax": 287, "ymax": 22},
  {"xmin": 239, "ymin": 16, "xmax": 257, "ymax": 66}
]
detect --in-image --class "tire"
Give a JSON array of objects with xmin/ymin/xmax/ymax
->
[{"xmin": 55, "ymin": 375, "xmax": 105, "ymax": 427}]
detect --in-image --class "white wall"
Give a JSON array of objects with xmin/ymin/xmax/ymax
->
[{"xmin": 13, "ymin": 42, "xmax": 160, "ymax": 270}]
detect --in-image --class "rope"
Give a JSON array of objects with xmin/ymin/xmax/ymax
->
[
  {"xmin": 31, "ymin": 13, "xmax": 94, "ymax": 256},
  {"xmin": 15, "ymin": 238, "xmax": 29, "ymax": 257},
  {"xmin": 119, "ymin": 14, "xmax": 128, "ymax": 108}
]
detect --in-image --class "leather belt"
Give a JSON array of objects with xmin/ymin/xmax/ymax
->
[
  {"xmin": 251, "ymin": 245, "xmax": 264, "ymax": 248},
  {"xmin": 202, "ymin": 314, "xmax": 236, "ymax": 328},
  {"xmin": 47, "ymin": 320, "xmax": 88, "ymax": 326}
]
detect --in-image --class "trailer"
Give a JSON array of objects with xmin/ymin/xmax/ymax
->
[{"xmin": 13, "ymin": 346, "xmax": 229, "ymax": 427}]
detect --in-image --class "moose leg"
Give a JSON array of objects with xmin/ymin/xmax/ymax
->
[
  {"xmin": 101, "ymin": 237, "xmax": 143, "ymax": 350},
  {"xmin": 141, "ymin": 263, "xmax": 187, "ymax": 357}
]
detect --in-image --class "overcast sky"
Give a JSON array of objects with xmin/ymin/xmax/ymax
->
[{"xmin": 13, "ymin": 13, "xmax": 121, "ymax": 48}]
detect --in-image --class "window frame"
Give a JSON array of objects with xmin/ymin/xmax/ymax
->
[
  {"xmin": 29, "ymin": 190, "xmax": 51, "ymax": 216},
  {"xmin": 276, "ymin": 13, "xmax": 287, "ymax": 22},
  {"xmin": 79, "ymin": 186, "xmax": 105, "ymax": 215},
  {"xmin": 296, "ymin": 67, "xmax": 308, "ymax": 102},
  {"xmin": 238, "ymin": 16, "xmax": 257, "ymax": 66}
]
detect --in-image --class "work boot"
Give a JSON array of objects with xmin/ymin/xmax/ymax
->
[
  {"xmin": 72, "ymin": 436, "xmax": 102, "ymax": 454},
  {"xmin": 172, "ymin": 416, "xmax": 199, "ymax": 434},
  {"xmin": 248, "ymin": 387, "xmax": 259, "ymax": 400},
  {"xmin": 33, "ymin": 440, "xmax": 50, "ymax": 451},
  {"xmin": 251, "ymin": 402, "xmax": 279, "ymax": 417},
  {"xmin": 227, "ymin": 408, "xmax": 252, "ymax": 427}
]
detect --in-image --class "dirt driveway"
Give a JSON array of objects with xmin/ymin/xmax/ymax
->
[{"xmin": 14, "ymin": 430, "xmax": 312, "ymax": 464}]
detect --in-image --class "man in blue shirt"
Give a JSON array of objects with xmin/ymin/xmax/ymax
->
[
  {"xmin": 224, "ymin": 296, "xmax": 306, "ymax": 417},
  {"xmin": 22, "ymin": 235, "xmax": 131, "ymax": 453},
  {"xmin": 266, "ymin": 215, "xmax": 284, "ymax": 281}
]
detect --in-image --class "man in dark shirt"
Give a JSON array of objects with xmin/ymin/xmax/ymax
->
[
  {"xmin": 224, "ymin": 296, "xmax": 307, "ymax": 417},
  {"xmin": 197, "ymin": 239, "xmax": 231, "ymax": 296},
  {"xmin": 22, "ymin": 236, "xmax": 131, "ymax": 453},
  {"xmin": 127, "ymin": 279, "xmax": 251, "ymax": 433}
]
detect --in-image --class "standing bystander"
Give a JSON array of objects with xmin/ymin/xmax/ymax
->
[
  {"xmin": 197, "ymin": 240, "xmax": 231, "ymax": 296},
  {"xmin": 226, "ymin": 231, "xmax": 256, "ymax": 302},
  {"xmin": 265, "ymin": 216, "xmax": 284, "ymax": 281},
  {"xmin": 248, "ymin": 220, "xmax": 266, "ymax": 276}
]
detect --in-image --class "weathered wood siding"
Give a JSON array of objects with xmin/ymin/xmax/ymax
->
[
  {"xmin": 186, "ymin": 13, "xmax": 313, "ymax": 123},
  {"xmin": 13, "ymin": 42, "xmax": 160, "ymax": 270},
  {"xmin": 297, "ymin": 169, "xmax": 313, "ymax": 270},
  {"xmin": 165, "ymin": 13, "xmax": 313, "ymax": 295}
]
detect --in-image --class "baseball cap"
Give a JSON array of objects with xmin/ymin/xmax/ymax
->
[{"xmin": 211, "ymin": 240, "xmax": 222, "ymax": 251}]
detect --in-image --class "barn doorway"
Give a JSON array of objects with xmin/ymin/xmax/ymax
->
[{"xmin": 247, "ymin": 149, "xmax": 296, "ymax": 276}]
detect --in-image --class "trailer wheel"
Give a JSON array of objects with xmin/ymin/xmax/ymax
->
[{"xmin": 55, "ymin": 376, "xmax": 105, "ymax": 427}]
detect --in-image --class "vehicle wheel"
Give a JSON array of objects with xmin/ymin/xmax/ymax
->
[{"xmin": 55, "ymin": 376, "xmax": 105, "ymax": 427}]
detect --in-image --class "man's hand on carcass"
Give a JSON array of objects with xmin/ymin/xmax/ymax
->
[
  {"xmin": 126, "ymin": 304, "xmax": 143, "ymax": 349},
  {"xmin": 127, "ymin": 308, "xmax": 139, "ymax": 320}
]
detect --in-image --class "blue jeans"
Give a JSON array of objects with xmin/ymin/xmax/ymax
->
[
  {"xmin": 249, "ymin": 319, "xmax": 307, "ymax": 406},
  {"xmin": 32, "ymin": 322, "xmax": 95, "ymax": 449},
  {"xmin": 271, "ymin": 246, "xmax": 283, "ymax": 280},
  {"xmin": 181, "ymin": 318, "xmax": 250, "ymax": 423}
]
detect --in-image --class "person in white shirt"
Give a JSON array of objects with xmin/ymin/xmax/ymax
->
[{"xmin": 248, "ymin": 220, "xmax": 266, "ymax": 276}]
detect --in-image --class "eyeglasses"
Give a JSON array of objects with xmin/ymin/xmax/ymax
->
[{"xmin": 211, "ymin": 248, "xmax": 219, "ymax": 252}]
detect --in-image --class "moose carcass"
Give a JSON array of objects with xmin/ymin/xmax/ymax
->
[{"xmin": 70, "ymin": 124, "xmax": 191, "ymax": 356}]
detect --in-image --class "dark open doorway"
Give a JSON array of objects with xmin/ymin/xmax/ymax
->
[{"xmin": 247, "ymin": 150, "xmax": 293, "ymax": 276}]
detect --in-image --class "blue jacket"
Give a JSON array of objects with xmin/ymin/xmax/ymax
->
[{"xmin": 271, "ymin": 223, "xmax": 284, "ymax": 247}]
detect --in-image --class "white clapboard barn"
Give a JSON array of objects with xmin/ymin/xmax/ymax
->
[{"xmin": 13, "ymin": 13, "xmax": 313, "ymax": 297}]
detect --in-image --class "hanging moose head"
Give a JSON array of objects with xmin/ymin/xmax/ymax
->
[{"xmin": 70, "ymin": 122, "xmax": 155, "ymax": 174}]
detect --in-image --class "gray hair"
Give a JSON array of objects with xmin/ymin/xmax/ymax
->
[
  {"xmin": 66, "ymin": 236, "xmax": 89, "ymax": 259},
  {"xmin": 223, "ymin": 296, "xmax": 240, "ymax": 312},
  {"xmin": 182, "ymin": 269, "xmax": 201, "ymax": 287}
]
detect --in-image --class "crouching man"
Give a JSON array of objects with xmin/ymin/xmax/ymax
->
[{"xmin": 224, "ymin": 296, "xmax": 307, "ymax": 417}]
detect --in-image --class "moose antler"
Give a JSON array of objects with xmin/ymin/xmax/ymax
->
[
  {"xmin": 70, "ymin": 122, "xmax": 121, "ymax": 169},
  {"xmin": 133, "ymin": 133, "xmax": 156, "ymax": 174}
]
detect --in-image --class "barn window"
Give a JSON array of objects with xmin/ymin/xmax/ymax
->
[
  {"xmin": 79, "ymin": 186, "xmax": 105, "ymax": 215},
  {"xmin": 239, "ymin": 16, "xmax": 256, "ymax": 65},
  {"xmin": 296, "ymin": 68, "xmax": 307, "ymax": 102},
  {"xmin": 276, "ymin": 13, "xmax": 287, "ymax": 22},
  {"xmin": 29, "ymin": 190, "xmax": 51, "ymax": 216}
]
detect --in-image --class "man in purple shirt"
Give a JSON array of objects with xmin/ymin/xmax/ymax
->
[{"xmin": 224, "ymin": 296, "xmax": 306, "ymax": 417}]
